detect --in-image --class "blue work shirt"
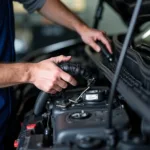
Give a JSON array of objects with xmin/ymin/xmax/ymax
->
[
  {"xmin": 0, "ymin": 0, "xmax": 15, "ymax": 148},
  {"xmin": 0, "ymin": 0, "xmax": 45, "ymax": 148}
]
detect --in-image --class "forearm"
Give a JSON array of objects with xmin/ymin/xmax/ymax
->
[
  {"xmin": 38, "ymin": 0, "xmax": 88, "ymax": 34},
  {"xmin": 0, "ymin": 63, "xmax": 33, "ymax": 88}
]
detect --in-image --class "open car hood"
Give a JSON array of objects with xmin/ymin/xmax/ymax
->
[{"xmin": 106, "ymin": 0, "xmax": 150, "ymax": 26}]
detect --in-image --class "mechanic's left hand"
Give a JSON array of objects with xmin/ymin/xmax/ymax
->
[{"xmin": 79, "ymin": 26, "xmax": 112, "ymax": 53}]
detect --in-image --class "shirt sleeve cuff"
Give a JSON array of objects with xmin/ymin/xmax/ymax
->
[{"xmin": 16, "ymin": 0, "xmax": 46, "ymax": 13}]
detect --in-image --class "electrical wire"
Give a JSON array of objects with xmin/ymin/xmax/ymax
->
[{"xmin": 107, "ymin": 0, "xmax": 143, "ymax": 129}]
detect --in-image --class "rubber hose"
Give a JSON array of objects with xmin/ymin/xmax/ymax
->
[
  {"xmin": 58, "ymin": 62, "xmax": 93, "ymax": 80},
  {"xmin": 34, "ymin": 92, "xmax": 50, "ymax": 116}
]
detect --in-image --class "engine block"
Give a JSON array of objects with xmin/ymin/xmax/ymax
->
[{"xmin": 16, "ymin": 86, "xmax": 130, "ymax": 150}]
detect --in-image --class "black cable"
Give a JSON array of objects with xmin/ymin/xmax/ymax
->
[
  {"xmin": 107, "ymin": 0, "xmax": 142, "ymax": 129},
  {"xmin": 93, "ymin": 0, "xmax": 105, "ymax": 29}
]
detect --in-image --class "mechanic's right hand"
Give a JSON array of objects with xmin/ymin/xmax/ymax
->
[{"xmin": 31, "ymin": 55, "xmax": 77, "ymax": 94}]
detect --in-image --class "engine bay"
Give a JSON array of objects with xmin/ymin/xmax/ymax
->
[
  {"xmin": 15, "ymin": 60, "xmax": 150, "ymax": 150},
  {"xmin": 16, "ymin": 84, "xmax": 131, "ymax": 150}
]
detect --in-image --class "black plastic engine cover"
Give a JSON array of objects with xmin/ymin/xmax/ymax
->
[
  {"xmin": 52, "ymin": 107, "xmax": 129, "ymax": 144},
  {"xmin": 50, "ymin": 87, "xmax": 129, "ymax": 144}
]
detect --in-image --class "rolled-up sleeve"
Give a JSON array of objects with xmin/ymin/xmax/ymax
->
[{"xmin": 14, "ymin": 0, "xmax": 46, "ymax": 13}]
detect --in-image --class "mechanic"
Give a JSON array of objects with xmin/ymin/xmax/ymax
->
[{"xmin": 0, "ymin": 0, "xmax": 112, "ymax": 149}]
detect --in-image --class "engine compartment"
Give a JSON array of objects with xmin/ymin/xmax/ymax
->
[
  {"xmin": 16, "ymin": 85, "xmax": 131, "ymax": 150},
  {"xmin": 14, "ymin": 58, "xmax": 148, "ymax": 150},
  {"xmin": 14, "ymin": 52, "xmax": 150, "ymax": 150}
]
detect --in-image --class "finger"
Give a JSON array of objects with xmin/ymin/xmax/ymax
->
[
  {"xmin": 60, "ymin": 71, "xmax": 77, "ymax": 86},
  {"xmin": 97, "ymin": 34, "xmax": 112, "ymax": 54},
  {"xmin": 56, "ymin": 55, "xmax": 72, "ymax": 63},
  {"xmin": 50, "ymin": 55, "xmax": 72, "ymax": 63},
  {"xmin": 57, "ymin": 79, "xmax": 68, "ymax": 89},
  {"xmin": 101, "ymin": 31, "xmax": 106, "ymax": 35},
  {"xmin": 53, "ymin": 84, "xmax": 63, "ymax": 92},
  {"xmin": 103, "ymin": 33, "xmax": 112, "ymax": 43},
  {"xmin": 49, "ymin": 89, "xmax": 57, "ymax": 94},
  {"xmin": 89, "ymin": 39, "xmax": 101, "ymax": 52}
]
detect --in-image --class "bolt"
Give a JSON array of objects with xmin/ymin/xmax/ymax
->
[{"xmin": 81, "ymin": 110, "xmax": 85, "ymax": 114}]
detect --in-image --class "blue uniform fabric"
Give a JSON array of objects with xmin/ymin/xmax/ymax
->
[
  {"xmin": 0, "ymin": 0, "xmax": 46, "ymax": 148},
  {"xmin": 0, "ymin": 0, "xmax": 15, "ymax": 148}
]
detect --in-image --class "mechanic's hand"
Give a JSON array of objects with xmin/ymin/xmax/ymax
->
[
  {"xmin": 79, "ymin": 26, "xmax": 112, "ymax": 53},
  {"xmin": 31, "ymin": 55, "xmax": 77, "ymax": 94}
]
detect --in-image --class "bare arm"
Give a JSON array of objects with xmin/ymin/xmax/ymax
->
[
  {"xmin": 0, "ymin": 56, "xmax": 77, "ymax": 94},
  {"xmin": 0, "ymin": 63, "xmax": 32, "ymax": 88},
  {"xmin": 38, "ymin": 0, "xmax": 112, "ymax": 53},
  {"xmin": 39, "ymin": 0, "xmax": 86, "ymax": 33}
]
